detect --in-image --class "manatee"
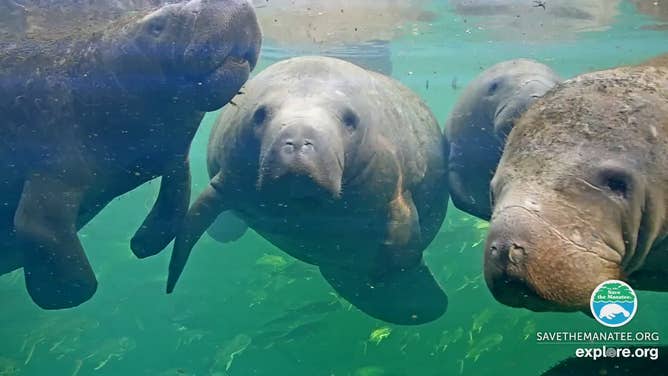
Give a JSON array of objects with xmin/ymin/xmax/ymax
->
[
  {"xmin": 251, "ymin": 0, "xmax": 436, "ymax": 74},
  {"xmin": 167, "ymin": 56, "xmax": 450, "ymax": 325},
  {"xmin": 484, "ymin": 55, "xmax": 668, "ymax": 311},
  {"xmin": 445, "ymin": 59, "xmax": 560, "ymax": 220},
  {"xmin": 598, "ymin": 303, "xmax": 630, "ymax": 320},
  {"xmin": 449, "ymin": 0, "xmax": 620, "ymax": 41},
  {"xmin": 0, "ymin": 0, "xmax": 261, "ymax": 309}
]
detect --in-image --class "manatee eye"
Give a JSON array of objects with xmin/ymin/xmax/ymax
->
[
  {"xmin": 253, "ymin": 105, "xmax": 268, "ymax": 125},
  {"xmin": 598, "ymin": 168, "xmax": 632, "ymax": 199},
  {"xmin": 147, "ymin": 18, "xmax": 167, "ymax": 37},
  {"xmin": 488, "ymin": 79, "xmax": 502, "ymax": 95},
  {"xmin": 342, "ymin": 109, "xmax": 359, "ymax": 132}
]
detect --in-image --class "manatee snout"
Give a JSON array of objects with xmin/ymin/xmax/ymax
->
[
  {"xmin": 137, "ymin": 0, "xmax": 261, "ymax": 111},
  {"xmin": 182, "ymin": 0, "xmax": 261, "ymax": 71},
  {"xmin": 259, "ymin": 122, "xmax": 344, "ymax": 199},
  {"xmin": 484, "ymin": 203, "xmax": 622, "ymax": 311}
]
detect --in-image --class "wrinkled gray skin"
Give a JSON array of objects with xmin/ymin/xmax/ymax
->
[
  {"xmin": 0, "ymin": 0, "xmax": 261, "ymax": 309},
  {"xmin": 168, "ymin": 56, "xmax": 450, "ymax": 325},
  {"xmin": 485, "ymin": 57, "xmax": 668, "ymax": 312},
  {"xmin": 445, "ymin": 59, "xmax": 560, "ymax": 220}
]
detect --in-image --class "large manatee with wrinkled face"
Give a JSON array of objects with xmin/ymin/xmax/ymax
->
[
  {"xmin": 484, "ymin": 55, "xmax": 668, "ymax": 312},
  {"xmin": 0, "ymin": 0, "xmax": 261, "ymax": 309},
  {"xmin": 167, "ymin": 56, "xmax": 450, "ymax": 325},
  {"xmin": 445, "ymin": 59, "xmax": 560, "ymax": 220}
]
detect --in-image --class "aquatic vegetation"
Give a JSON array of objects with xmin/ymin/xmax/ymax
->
[{"xmin": 368, "ymin": 327, "xmax": 393, "ymax": 345}]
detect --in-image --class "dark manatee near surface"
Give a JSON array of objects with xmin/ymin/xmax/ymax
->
[
  {"xmin": 167, "ymin": 56, "xmax": 450, "ymax": 325},
  {"xmin": 0, "ymin": 0, "xmax": 261, "ymax": 309},
  {"xmin": 445, "ymin": 59, "xmax": 560, "ymax": 220},
  {"xmin": 484, "ymin": 55, "xmax": 668, "ymax": 311}
]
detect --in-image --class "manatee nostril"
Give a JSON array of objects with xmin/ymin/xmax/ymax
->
[
  {"xmin": 489, "ymin": 244, "xmax": 500, "ymax": 259},
  {"xmin": 508, "ymin": 244, "xmax": 526, "ymax": 264},
  {"xmin": 281, "ymin": 143, "xmax": 295, "ymax": 154}
]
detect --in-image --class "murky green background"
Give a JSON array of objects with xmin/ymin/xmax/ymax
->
[{"xmin": 2, "ymin": 1, "xmax": 667, "ymax": 375}]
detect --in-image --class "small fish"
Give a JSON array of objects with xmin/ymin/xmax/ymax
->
[
  {"xmin": 471, "ymin": 308, "xmax": 494, "ymax": 334},
  {"xmin": 437, "ymin": 327, "xmax": 464, "ymax": 352},
  {"xmin": 455, "ymin": 274, "xmax": 483, "ymax": 292},
  {"xmin": 465, "ymin": 333, "xmax": 503, "ymax": 362},
  {"xmin": 209, "ymin": 334, "xmax": 252, "ymax": 374},
  {"xmin": 368, "ymin": 327, "xmax": 392, "ymax": 345},
  {"xmin": 255, "ymin": 253, "xmax": 289, "ymax": 269},
  {"xmin": 474, "ymin": 221, "xmax": 489, "ymax": 230},
  {"xmin": 451, "ymin": 77, "xmax": 459, "ymax": 90},
  {"xmin": 522, "ymin": 320, "xmax": 536, "ymax": 341}
]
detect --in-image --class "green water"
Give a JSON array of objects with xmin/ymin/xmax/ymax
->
[{"xmin": 1, "ymin": 1, "xmax": 667, "ymax": 375}]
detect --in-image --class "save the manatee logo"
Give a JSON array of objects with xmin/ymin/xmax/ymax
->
[{"xmin": 590, "ymin": 280, "xmax": 637, "ymax": 328}]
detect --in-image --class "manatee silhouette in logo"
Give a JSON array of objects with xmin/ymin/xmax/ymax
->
[{"xmin": 598, "ymin": 304, "xmax": 630, "ymax": 320}]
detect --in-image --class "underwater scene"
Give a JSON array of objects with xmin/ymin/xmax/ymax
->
[{"xmin": 1, "ymin": 1, "xmax": 667, "ymax": 375}]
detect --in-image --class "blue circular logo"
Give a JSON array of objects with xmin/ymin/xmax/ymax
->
[{"xmin": 590, "ymin": 280, "xmax": 637, "ymax": 328}]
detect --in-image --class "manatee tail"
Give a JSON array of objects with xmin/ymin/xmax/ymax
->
[
  {"xmin": 319, "ymin": 263, "xmax": 447, "ymax": 325},
  {"xmin": 207, "ymin": 211, "xmax": 248, "ymax": 244},
  {"xmin": 167, "ymin": 181, "xmax": 226, "ymax": 293}
]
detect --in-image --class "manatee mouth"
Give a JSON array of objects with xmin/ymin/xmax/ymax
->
[{"xmin": 189, "ymin": 55, "xmax": 253, "ymax": 112}]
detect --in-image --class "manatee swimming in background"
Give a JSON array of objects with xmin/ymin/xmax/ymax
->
[
  {"xmin": 167, "ymin": 56, "xmax": 450, "ymax": 325},
  {"xmin": 484, "ymin": 54, "xmax": 668, "ymax": 311},
  {"xmin": 0, "ymin": 0, "xmax": 261, "ymax": 309},
  {"xmin": 251, "ymin": 0, "xmax": 436, "ymax": 74},
  {"xmin": 445, "ymin": 59, "xmax": 560, "ymax": 220},
  {"xmin": 449, "ymin": 0, "xmax": 620, "ymax": 41}
]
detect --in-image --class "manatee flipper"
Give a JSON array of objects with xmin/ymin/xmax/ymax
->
[
  {"xmin": 319, "ymin": 263, "xmax": 447, "ymax": 325},
  {"xmin": 447, "ymin": 142, "xmax": 493, "ymax": 220},
  {"xmin": 384, "ymin": 190, "xmax": 423, "ymax": 269},
  {"xmin": 207, "ymin": 211, "xmax": 248, "ymax": 243},
  {"xmin": 131, "ymin": 158, "xmax": 191, "ymax": 258},
  {"xmin": 15, "ymin": 172, "xmax": 97, "ymax": 309},
  {"xmin": 167, "ymin": 173, "xmax": 227, "ymax": 293}
]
